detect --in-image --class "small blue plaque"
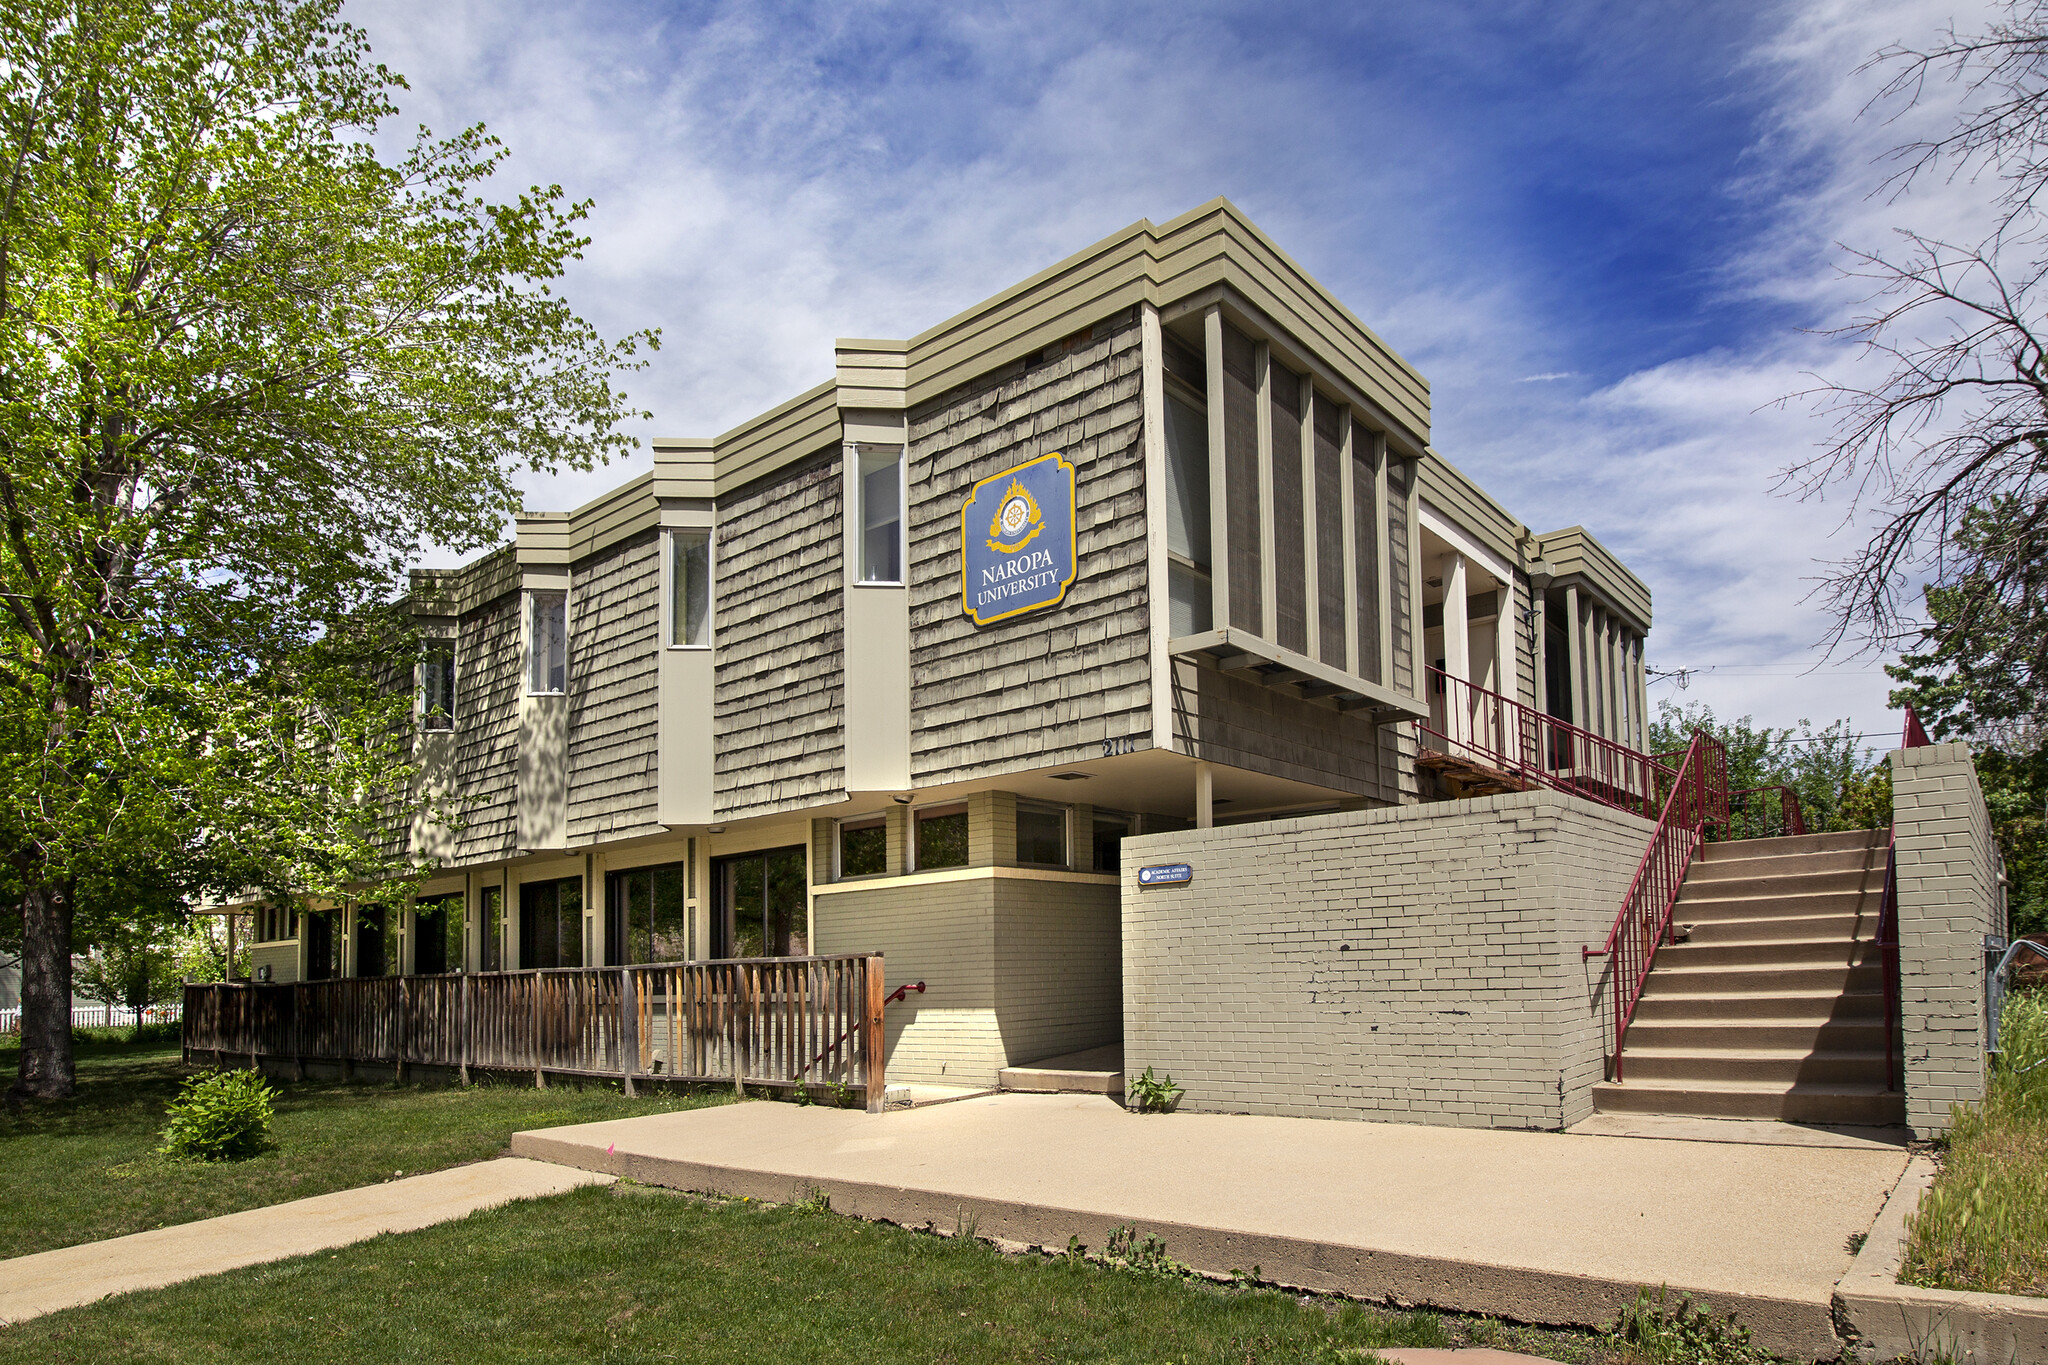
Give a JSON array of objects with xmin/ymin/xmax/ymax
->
[
  {"xmin": 960, "ymin": 452, "xmax": 1078, "ymax": 625},
  {"xmin": 1137, "ymin": 863, "xmax": 1193, "ymax": 887}
]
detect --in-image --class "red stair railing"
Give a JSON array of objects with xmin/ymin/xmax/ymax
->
[
  {"xmin": 1582, "ymin": 731, "xmax": 1729, "ymax": 1080},
  {"xmin": 1726, "ymin": 785, "xmax": 1808, "ymax": 840},
  {"xmin": 1417, "ymin": 666, "xmax": 1675, "ymax": 822}
]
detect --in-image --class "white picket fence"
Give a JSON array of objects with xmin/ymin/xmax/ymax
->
[{"xmin": 0, "ymin": 1003, "xmax": 183, "ymax": 1033}]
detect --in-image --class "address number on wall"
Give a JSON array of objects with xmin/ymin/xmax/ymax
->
[{"xmin": 1102, "ymin": 736, "xmax": 1138, "ymax": 757}]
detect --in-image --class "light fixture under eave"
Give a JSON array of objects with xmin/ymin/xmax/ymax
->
[
  {"xmin": 706, "ymin": 824, "xmax": 725, "ymax": 834},
  {"xmin": 891, "ymin": 794, "xmax": 913, "ymax": 804},
  {"xmin": 1049, "ymin": 772, "xmax": 1092, "ymax": 781}
]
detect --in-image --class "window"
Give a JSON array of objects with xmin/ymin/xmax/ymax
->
[
  {"xmin": 413, "ymin": 894, "xmax": 463, "ymax": 975},
  {"xmin": 607, "ymin": 861, "xmax": 691, "ymax": 965},
  {"xmin": 713, "ymin": 848, "xmax": 806, "ymax": 958},
  {"xmin": 518, "ymin": 876, "xmax": 583, "ymax": 969},
  {"xmin": 479, "ymin": 885, "xmax": 503, "ymax": 973},
  {"xmin": 526, "ymin": 589, "xmax": 567, "ymax": 693},
  {"xmin": 304, "ymin": 911, "xmax": 335, "ymax": 980},
  {"xmin": 1163, "ymin": 392, "xmax": 1213, "ymax": 636},
  {"xmin": 838, "ymin": 814, "xmax": 887, "ymax": 878},
  {"xmin": 355, "ymin": 904, "xmax": 390, "ymax": 978},
  {"xmin": 420, "ymin": 639, "xmax": 455, "ymax": 731},
  {"xmin": 857, "ymin": 446, "xmax": 903, "ymax": 583},
  {"xmin": 1092, "ymin": 810, "xmax": 1132, "ymax": 873},
  {"xmin": 254, "ymin": 905, "xmax": 298, "ymax": 942},
  {"xmin": 1015, "ymin": 802, "xmax": 1068, "ymax": 867},
  {"xmin": 914, "ymin": 803, "xmax": 968, "ymax": 870},
  {"xmin": 667, "ymin": 530, "xmax": 710, "ymax": 648}
]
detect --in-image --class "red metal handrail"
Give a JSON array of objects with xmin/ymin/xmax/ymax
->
[
  {"xmin": 1582, "ymin": 731, "xmax": 1729, "ymax": 1080},
  {"xmin": 1417, "ymin": 666, "xmax": 1677, "ymax": 822}
]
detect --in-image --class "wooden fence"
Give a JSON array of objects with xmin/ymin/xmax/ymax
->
[{"xmin": 182, "ymin": 954, "xmax": 888, "ymax": 1113}]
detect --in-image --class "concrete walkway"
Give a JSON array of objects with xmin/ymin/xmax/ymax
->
[
  {"xmin": 512, "ymin": 1093, "xmax": 1908, "ymax": 1359},
  {"xmin": 0, "ymin": 1157, "xmax": 611, "ymax": 1325}
]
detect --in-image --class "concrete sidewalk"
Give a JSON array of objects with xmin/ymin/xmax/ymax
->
[
  {"xmin": 0, "ymin": 1157, "xmax": 611, "ymax": 1325},
  {"xmin": 513, "ymin": 1093, "xmax": 1907, "ymax": 1359}
]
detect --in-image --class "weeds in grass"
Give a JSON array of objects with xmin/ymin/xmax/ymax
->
[
  {"xmin": 1904, "ymin": 986, "xmax": 2048, "ymax": 1295},
  {"xmin": 1102, "ymin": 1224, "xmax": 1186, "ymax": 1277},
  {"xmin": 1602, "ymin": 1286, "xmax": 1767, "ymax": 1365},
  {"xmin": 787, "ymin": 1184, "xmax": 831, "ymax": 1215}
]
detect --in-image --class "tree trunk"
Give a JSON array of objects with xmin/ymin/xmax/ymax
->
[{"xmin": 12, "ymin": 881, "xmax": 77, "ymax": 1100}]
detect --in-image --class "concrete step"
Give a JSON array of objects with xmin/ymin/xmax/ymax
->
[
  {"xmin": 1621, "ymin": 1017, "xmax": 1888, "ymax": 1051},
  {"xmin": 1677, "ymin": 911, "xmax": 1869, "ymax": 944},
  {"xmin": 1630, "ymin": 989, "xmax": 1884, "ymax": 1022},
  {"xmin": 1591, "ymin": 1078, "xmax": 1906, "ymax": 1126},
  {"xmin": 1678, "ymin": 868, "xmax": 1882, "ymax": 902},
  {"xmin": 1698, "ymin": 830, "xmax": 1885, "ymax": 861},
  {"xmin": 1673, "ymin": 888, "xmax": 1873, "ymax": 922},
  {"xmin": 1686, "ymin": 847, "xmax": 1880, "ymax": 881},
  {"xmin": 1616, "ymin": 1047, "xmax": 1889, "ymax": 1086},
  {"xmin": 1640, "ymin": 962, "xmax": 1881, "ymax": 996},
  {"xmin": 1656, "ymin": 938, "xmax": 1878, "ymax": 970}
]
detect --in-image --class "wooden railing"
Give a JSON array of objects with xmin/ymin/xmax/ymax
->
[{"xmin": 183, "ymin": 953, "xmax": 889, "ymax": 1113}]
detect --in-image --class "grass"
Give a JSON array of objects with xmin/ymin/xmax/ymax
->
[
  {"xmin": 0, "ymin": 1033, "xmax": 733, "ymax": 1258},
  {"xmin": 0, "ymin": 1182, "xmax": 1641, "ymax": 1365},
  {"xmin": 1902, "ymin": 985, "xmax": 2048, "ymax": 1296}
]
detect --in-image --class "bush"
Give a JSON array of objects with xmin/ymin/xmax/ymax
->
[{"xmin": 159, "ymin": 1068, "xmax": 277, "ymax": 1161}]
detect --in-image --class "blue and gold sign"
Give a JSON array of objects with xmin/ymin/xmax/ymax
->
[{"xmin": 960, "ymin": 452, "xmax": 1078, "ymax": 625}]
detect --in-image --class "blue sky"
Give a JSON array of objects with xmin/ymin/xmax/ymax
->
[{"xmin": 347, "ymin": 0, "xmax": 1994, "ymax": 747}]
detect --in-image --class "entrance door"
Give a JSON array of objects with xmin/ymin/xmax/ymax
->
[
  {"xmin": 711, "ymin": 847, "xmax": 807, "ymax": 958},
  {"xmin": 304, "ymin": 911, "xmax": 334, "ymax": 980},
  {"xmin": 606, "ymin": 861, "xmax": 692, "ymax": 965}
]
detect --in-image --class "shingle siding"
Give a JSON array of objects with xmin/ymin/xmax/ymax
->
[
  {"xmin": 907, "ymin": 310, "xmax": 1150, "ymax": 786},
  {"xmin": 567, "ymin": 530, "xmax": 661, "ymax": 843},
  {"xmin": 454, "ymin": 592, "xmax": 521, "ymax": 863},
  {"xmin": 715, "ymin": 451, "xmax": 846, "ymax": 819}
]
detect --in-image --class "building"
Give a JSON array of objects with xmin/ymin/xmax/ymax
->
[{"xmin": 243, "ymin": 200, "xmax": 1663, "ymax": 1098}]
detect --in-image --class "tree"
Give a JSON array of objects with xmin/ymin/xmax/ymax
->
[
  {"xmin": 75, "ymin": 926, "xmax": 185, "ymax": 1024},
  {"xmin": 1791, "ymin": 4, "xmax": 2048, "ymax": 676},
  {"xmin": 0, "ymin": 0, "xmax": 654, "ymax": 1099},
  {"xmin": 1649, "ymin": 701, "xmax": 1891, "ymax": 836}
]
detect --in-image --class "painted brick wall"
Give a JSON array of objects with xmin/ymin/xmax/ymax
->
[
  {"xmin": 453, "ymin": 591, "xmax": 521, "ymax": 863},
  {"xmin": 567, "ymin": 530, "xmax": 661, "ymax": 843},
  {"xmin": 994, "ymin": 878, "xmax": 1121, "ymax": 1066},
  {"xmin": 1122, "ymin": 791, "xmax": 1651, "ymax": 1129},
  {"xmin": 812, "ymin": 876, "xmax": 1004, "ymax": 1086},
  {"xmin": 906, "ymin": 310, "xmax": 1151, "ymax": 786},
  {"xmin": 1892, "ymin": 742, "xmax": 2000, "ymax": 1136},
  {"xmin": 715, "ymin": 451, "xmax": 847, "ymax": 819}
]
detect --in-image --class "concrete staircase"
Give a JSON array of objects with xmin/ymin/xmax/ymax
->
[{"xmin": 1591, "ymin": 829, "xmax": 1905, "ymax": 1127}]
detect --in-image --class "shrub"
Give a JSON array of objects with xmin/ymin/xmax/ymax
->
[{"xmin": 159, "ymin": 1069, "xmax": 277, "ymax": 1161}]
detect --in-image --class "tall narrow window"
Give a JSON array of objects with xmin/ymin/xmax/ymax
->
[
  {"xmin": 858, "ymin": 446, "xmax": 903, "ymax": 583},
  {"xmin": 668, "ymin": 530, "xmax": 710, "ymax": 647},
  {"xmin": 479, "ymin": 885, "xmax": 504, "ymax": 972},
  {"xmin": 527, "ymin": 589, "xmax": 567, "ymax": 693},
  {"xmin": 1164, "ymin": 392, "xmax": 1213, "ymax": 636},
  {"xmin": 420, "ymin": 639, "xmax": 455, "ymax": 731}
]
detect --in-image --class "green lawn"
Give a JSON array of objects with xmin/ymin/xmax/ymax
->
[
  {"xmin": 0, "ymin": 1035, "xmax": 732, "ymax": 1257},
  {"xmin": 0, "ymin": 1182, "xmax": 1627, "ymax": 1365},
  {"xmin": 1903, "ymin": 986, "xmax": 2048, "ymax": 1296}
]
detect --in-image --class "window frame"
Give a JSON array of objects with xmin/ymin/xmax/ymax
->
[
  {"xmin": 1161, "ymin": 380, "xmax": 1214, "ymax": 636},
  {"xmin": 909, "ymin": 800, "xmax": 970, "ymax": 872},
  {"xmin": 1014, "ymin": 800, "xmax": 1071, "ymax": 869},
  {"xmin": 525, "ymin": 588, "xmax": 569, "ymax": 695},
  {"xmin": 853, "ymin": 444, "xmax": 907, "ymax": 587},
  {"xmin": 664, "ymin": 527, "xmax": 713, "ymax": 650},
  {"xmin": 834, "ymin": 813, "xmax": 890, "ymax": 881},
  {"xmin": 419, "ymin": 637, "xmax": 457, "ymax": 732}
]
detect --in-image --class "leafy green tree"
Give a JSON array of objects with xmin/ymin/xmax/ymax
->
[
  {"xmin": 0, "ymin": 0, "xmax": 653, "ymax": 1098},
  {"xmin": 1649, "ymin": 701, "xmax": 1891, "ymax": 836},
  {"xmin": 74, "ymin": 928, "xmax": 186, "ymax": 1023}
]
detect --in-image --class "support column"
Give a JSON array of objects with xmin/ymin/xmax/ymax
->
[
  {"xmin": 1531, "ymin": 583, "xmax": 1549, "ymax": 716},
  {"xmin": 1203, "ymin": 306, "xmax": 1229, "ymax": 637},
  {"xmin": 1565, "ymin": 584, "xmax": 1586, "ymax": 732},
  {"xmin": 1195, "ymin": 760, "xmax": 1215, "ymax": 830},
  {"xmin": 1634, "ymin": 637, "xmax": 1652, "ymax": 750},
  {"xmin": 1442, "ymin": 551, "xmax": 1470, "ymax": 747}
]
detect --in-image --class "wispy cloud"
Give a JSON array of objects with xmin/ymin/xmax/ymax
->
[{"xmin": 340, "ymin": 0, "xmax": 2004, "ymax": 739}]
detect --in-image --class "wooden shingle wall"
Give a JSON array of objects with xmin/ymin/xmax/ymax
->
[
  {"xmin": 907, "ymin": 311, "xmax": 1151, "ymax": 785},
  {"xmin": 567, "ymin": 529, "xmax": 661, "ymax": 843},
  {"xmin": 454, "ymin": 593, "xmax": 521, "ymax": 862},
  {"xmin": 714, "ymin": 451, "xmax": 847, "ymax": 819}
]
